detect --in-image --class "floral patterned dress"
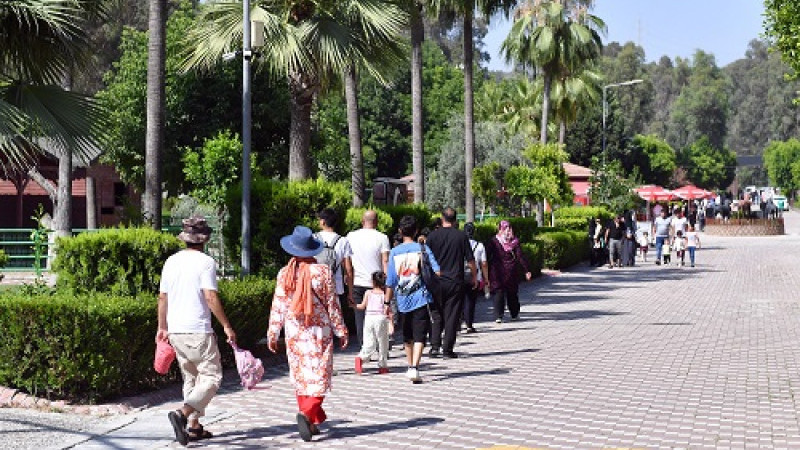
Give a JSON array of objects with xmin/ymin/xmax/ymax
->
[{"xmin": 268, "ymin": 263, "xmax": 347, "ymax": 396}]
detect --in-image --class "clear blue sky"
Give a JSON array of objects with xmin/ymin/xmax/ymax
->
[{"xmin": 483, "ymin": 0, "xmax": 766, "ymax": 72}]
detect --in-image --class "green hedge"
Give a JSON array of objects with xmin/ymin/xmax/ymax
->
[
  {"xmin": 377, "ymin": 204, "xmax": 433, "ymax": 232},
  {"xmin": 53, "ymin": 228, "xmax": 184, "ymax": 296},
  {"xmin": 520, "ymin": 242, "xmax": 544, "ymax": 277},
  {"xmin": 0, "ymin": 277, "xmax": 274, "ymax": 401},
  {"xmin": 226, "ymin": 178, "xmax": 351, "ymax": 274},
  {"xmin": 344, "ymin": 207, "xmax": 394, "ymax": 235},
  {"xmin": 536, "ymin": 230, "xmax": 589, "ymax": 270},
  {"xmin": 553, "ymin": 206, "xmax": 613, "ymax": 231}
]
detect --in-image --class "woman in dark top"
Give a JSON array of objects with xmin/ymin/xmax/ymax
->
[{"xmin": 486, "ymin": 221, "xmax": 531, "ymax": 323}]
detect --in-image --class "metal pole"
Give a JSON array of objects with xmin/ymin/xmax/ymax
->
[{"xmin": 241, "ymin": 0, "xmax": 252, "ymax": 276}]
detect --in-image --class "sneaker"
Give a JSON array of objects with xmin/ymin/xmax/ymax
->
[
  {"xmin": 495, "ymin": 318, "xmax": 502, "ymax": 323},
  {"xmin": 407, "ymin": 367, "xmax": 421, "ymax": 383},
  {"xmin": 428, "ymin": 347, "xmax": 441, "ymax": 358},
  {"xmin": 378, "ymin": 367, "xmax": 390, "ymax": 374},
  {"xmin": 466, "ymin": 327, "xmax": 477, "ymax": 333},
  {"xmin": 442, "ymin": 351, "xmax": 459, "ymax": 359},
  {"xmin": 354, "ymin": 357, "xmax": 363, "ymax": 375},
  {"xmin": 655, "ymin": 260, "xmax": 660, "ymax": 265},
  {"xmin": 510, "ymin": 316, "xmax": 519, "ymax": 321}
]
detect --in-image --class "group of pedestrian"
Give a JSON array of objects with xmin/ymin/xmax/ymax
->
[
  {"xmin": 590, "ymin": 206, "xmax": 702, "ymax": 269},
  {"xmin": 156, "ymin": 208, "xmax": 532, "ymax": 445}
]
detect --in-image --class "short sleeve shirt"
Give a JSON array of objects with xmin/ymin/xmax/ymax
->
[
  {"xmin": 316, "ymin": 231, "xmax": 353, "ymax": 295},
  {"xmin": 386, "ymin": 242, "xmax": 440, "ymax": 313},
  {"xmin": 426, "ymin": 227, "xmax": 475, "ymax": 284},
  {"xmin": 159, "ymin": 249, "xmax": 218, "ymax": 334},
  {"xmin": 346, "ymin": 228, "xmax": 390, "ymax": 287},
  {"xmin": 653, "ymin": 216, "xmax": 671, "ymax": 237},
  {"xmin": 469, "ymin": 239, "xmax": 486, "ymax": 282},
  {"xmin": 671, "ymin": 217, "xmax": 688, "ymax": 235}
]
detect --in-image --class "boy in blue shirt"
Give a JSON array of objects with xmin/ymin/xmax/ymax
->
[{"xmin": 385, "ymin": 215, "xmax": 440, "ymax": 383}]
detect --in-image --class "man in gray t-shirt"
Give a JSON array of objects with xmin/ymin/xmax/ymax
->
[{"xmin": 651, "ymin": 209, "xmax": 672, "ymax": 265}]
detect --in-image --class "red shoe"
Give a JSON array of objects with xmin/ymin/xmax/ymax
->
[
  {"xmin": 355, "ymin": 357, "xmax": 363, "ymax": 375},
  {"xmin": 378, "ymin": 367, "xmax": 390, "ymax": 374}
]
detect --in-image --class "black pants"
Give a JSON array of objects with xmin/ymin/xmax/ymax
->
[
  {"xmin": 463, "ymin": 286, "xmax": 480, "ymax": 328},
  {"xmin": 350, "ymin": 285, "xmax": 370, "ymax": 347},
  {"xmin": 493, "ymin": 288, "xmax": 520, "ymax": 320},
  {"xmin": 429, "ymin": 281, "xmax": 464, "ymax": 353}
]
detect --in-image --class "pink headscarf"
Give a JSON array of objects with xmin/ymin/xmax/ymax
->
[{"xmin": 496, "ymin": 220, "xmax": 519, "ymax": 252}]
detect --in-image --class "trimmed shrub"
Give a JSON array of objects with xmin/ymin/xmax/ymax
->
[
  {"xmin": 226, "ymin": 178, "xmax": 351, "ymax": 274},
  {"xmin": 554, "ymin": 206, "xmax": 613, "ymax": 231},
  {"xmin": 0, "ymin": 277, "xmax": 274, "ymax": 401},
  {"xmin": 377, "ymin": 204, "xmax": 433, "ymax": 232},
  {"xmin": 520, "ymin": 242, "xmax": 544, "ymax": 277},
  {"xmin": 344, "ymin": 208, "xmax": 394, "ymax": 234},
  {"xmin": 536, "ymin": 230, "xmax": 589, "ymax": 270},
  {"xmin": 53, "ymin": 228, "xmax": 184, "ymax": 296}
]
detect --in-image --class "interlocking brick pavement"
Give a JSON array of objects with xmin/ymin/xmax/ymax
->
[{"xmin": 67, "ymin": 211, "xmax": 800, "ymax": 448}]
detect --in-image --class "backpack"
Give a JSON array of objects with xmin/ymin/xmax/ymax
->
[
  {"xmin": 313, "ymin": 233, "xmax": 341, "ymax": 275},
  {"xmin": 419, "ymin": 241, "xmax": 439, "ymax": 293},
  {"xmin": 231, "ymin": 343, "xmax": 264, "ymax": 390},
  {"xmin": 464, "ymin": 241, "xmax": 479, "ymax": 284}
]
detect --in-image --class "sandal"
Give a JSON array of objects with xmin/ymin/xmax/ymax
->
[
  {"xmin": 168, "ymin": 410, "xmax": 188, "ymax": 446},
  {"xmin": 187, "ymin": 425, "xmax": 213, "ymax": 441},
  {"xmin": 296, "ymin": 412, "xmax": 313, "ymax": 442},
  {"xmin": 310, "ymin": 424, "xmax": 321, "ymax": 435}
]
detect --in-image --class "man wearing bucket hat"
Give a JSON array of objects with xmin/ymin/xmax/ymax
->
[
  {"xmin": 157, "ymin": 216, "xmax": 237, "ymax": 446},
  {"xmin": 268, "ymin": 226, "xmax": 348, "ymax": 442}
]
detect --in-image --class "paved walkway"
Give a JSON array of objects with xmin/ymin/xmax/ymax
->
[{"xmin": 7, "ymin": 212, "xmax": 800, "ymax": 449}]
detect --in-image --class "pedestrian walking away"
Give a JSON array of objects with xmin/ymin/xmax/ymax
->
[
  {"xmin": 685, "ymin": 224, "xmax": 701, "ymax": 267},
  {"xmin": 315, "ymin": 208, "xmax": 355, "ymax": 342},
  {"xmin": 157, "ymin": 216, "xmax": 237, "ymax": 446},
  {"xmin": 605, "ymin": 216, "xmax": 625, "ymax": 268},
  {"xmin": 426, "ymin": 207, "xmax": 477, "ymax": 359},
  {"xmin": 267, "ymin": 226, "xmax": 349, "ymax": 442},
  {"xmin": 355, "ymin": 271, "xmax": 393, "ymax": 375},
  {"xmin": 462, "ymin": 222, "xmax": 489, "ymax": 333},
  {"xmin": 346, "ymin": 210, "xmax": 390, "ymax": 347},
  {"xmin": 385, "ymin": 215, "xmax": 440, "ymax": 383},
  {"xmin": 486, "ymin": 220, "xmax": 532, "ymax": 323}
]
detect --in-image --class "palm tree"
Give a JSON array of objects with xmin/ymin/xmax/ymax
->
[
  {"xmin": 409, "ymin": 0, "xmax": 425, "ymax": 204},
  {"xmin": 184, "ymin": 0, "xmax": 407, "ymax": 182},
  {"xmin": 551, "ymin": 65, "xmax": 601, "ymax": 144},
  {"xmin": 144, "ymin": 0, "xmax": 166, "ymax": 229},
  {"xmin": 1, "ymin": 0, "xmax": 109, "ymax": 235},
  {"xmin": 501, "ymin": 0, "xmax": 604, "ymax": 145}
]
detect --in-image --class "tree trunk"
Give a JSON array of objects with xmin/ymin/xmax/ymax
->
[
  {"xmin": 540, "ymin": 74, "xmax": 551, "ymax": 145},
  {"xmin": 144, "ymin": 0, "xmax": 166, "ymax": 230},
  {"xmin": 86, "ymin": 176, "xmax": 97, "ymax": 229},
  {"xmin": 345, "ymin": 64, "xmax": 365, "ymax": 207},
  {"xmin": 288, "ymin": 70, "xmax": 316, "ymax": 180},
  {"xmin": 410, "ymin": 1, "xmax": 425, "ymax": 204},
  {"xmin": 54, "ymin": 150, "xmax": 72, "ymax": 238},
  {"xmin": 559, "ymin": 120, "xmax": 566, "ymax": 145},
  {"xmin": 463, "ymin": 7, "xmax": 475, "ymax": 222}
]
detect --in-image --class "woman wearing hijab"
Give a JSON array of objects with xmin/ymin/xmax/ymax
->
[
  {"xmin": 486, "ymin": 221, "xmax": 532, "ymax": 323},
  {"xmin": 268, "ymin": 226, "xmax": 349, "ymax": 442}
]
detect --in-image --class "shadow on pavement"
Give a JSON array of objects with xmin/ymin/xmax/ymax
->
[
  {"xmin": 430, "ymin": 367, "xmax": 512, "ymax": 382},
  {"xmin": 520, "ymin": 309, "xmax": 627, "ymax": 321},
  {"xmin": 462, "ymin": 348, "xmax": 538, "ymax": 359}
]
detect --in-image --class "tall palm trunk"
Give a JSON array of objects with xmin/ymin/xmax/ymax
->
[
  {"xmin": 54, "ymin": 150, "xmax": 72, "ymax": 238},
  {"xmin": 144, "ymin": 0, "xmax": 166, "ymax": 229},
  {"xmin": 345, "ymin": 64, "xmax": 365, "ymax": 206},
  {"xmin": 410, "ymin": 1, "xmax": 425, "ymax": 204},
  {"xmin": 559, "ymin": 120, "xmax": 566, "ymax": 144},
  {"xmin": 463, "ymin": 6, "xmax": 475, "ymax": 221},
  {"xmin": 540, "ymin": 73, "xmax": 551, "ymax": 145},
  {"xmin": 288, "ymin": 70, "xmax": 316, "ymax": 180}
]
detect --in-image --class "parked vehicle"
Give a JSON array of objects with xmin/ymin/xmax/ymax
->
[{"xmin": 773, "ymin": 195, "xmax": 789, "ymax": 211}]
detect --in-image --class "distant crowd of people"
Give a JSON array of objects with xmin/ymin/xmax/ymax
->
[{"xmin": 590, "ymin": 206, "xmax": 701, "ymax": 269}]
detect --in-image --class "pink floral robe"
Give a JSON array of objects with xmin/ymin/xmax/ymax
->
[{"xmin": 268, "ymin": 263, "xmax": 347, "ymax": 396}]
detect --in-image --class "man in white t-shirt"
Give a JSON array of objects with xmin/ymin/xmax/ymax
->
[
  {"xmin": 316, "ymin": 208, "xmax": 354, "ymax": 328},
  {"xmin": 346, "ymin": 210, "xmax": 390, "ymax": 346},
  {"xmin": 670, "ymin": 209, "xmax": 688, "ymax": 244},
  {"xmin": 157, "ymin": 216, "xmax": 236, "ymax": 446}
]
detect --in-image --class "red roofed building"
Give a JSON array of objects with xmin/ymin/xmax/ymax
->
[{"xmin": 563, "ymin": 162, "xmax": 592, "ymax": 206}]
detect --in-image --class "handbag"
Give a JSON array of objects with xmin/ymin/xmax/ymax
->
[
  {"xmin": 154, "ymin": 339, "xmax": 176, "ymax": 375},
  {"xmin": 419, "ymin": 241, "xmax": 439, "ymax": 293}
]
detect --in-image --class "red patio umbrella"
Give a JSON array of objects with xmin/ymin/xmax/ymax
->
[
  {"xmin": 634, "ymin": 185, "xmax": 676, "ymax": 202},
  {"xmin": 672, "ymin": 184, "xmax": 709, "ymax": 200}
]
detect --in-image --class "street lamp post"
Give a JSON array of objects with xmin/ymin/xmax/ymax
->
[{"xmin": 601, "ymin": 79, "xmax": 643, "ymax": 203}]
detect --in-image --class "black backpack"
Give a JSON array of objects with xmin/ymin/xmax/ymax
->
[
  {"xmin": 419, "ymin": 241, "xmax": 439, "ymax": 293},
  {"xmin": 313, "ymin": 233, "xmax": 341, "ymax": 275}
]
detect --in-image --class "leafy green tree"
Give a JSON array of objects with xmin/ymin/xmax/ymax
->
[
  {"xmin": 628, "ymin": 134, "xmax": 676, "ymax": 187},
  {"xmin": 679, "ymin": 136, "xmax": 736, "ymax": 190},
  {"xmin": 601, "ymin": 41, "xmax": 653, "ymax": 137},
  {"xmin": 589, "ymin": 157, "xmax": 639, "ymax": 213},
  {"xmin": 764, "ymin": 0, "xmax": 800, "ymax": 85},
  {"xmin": 184, "ymin": 0, "xmax": 408, "ymax": 181},
  {"xmin": 97, "ymin": 6, "xmax": 290, "ymax": 193},
  {"xmin": 666, "ymin": 50, "xmax": 730, "ymax": 151},
  {"xmin": 471, "ymin": 161, "xmax": 502, "ymax": 215},
  {"xmin": 501, "ymin": 0, "xmax": 604, "ymax": 144},
  {"xmin": 764, "ymin": 138, "xmax": 800, "ymax": 195}
]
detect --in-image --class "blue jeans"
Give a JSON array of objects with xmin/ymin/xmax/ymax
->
[
  {"xmin": 655, "ymin": 236, "xmax": 667, "ymax": 261},
  {"xmin": 688, "ymin": 246, "xmax": 696, "ymax": 265}
]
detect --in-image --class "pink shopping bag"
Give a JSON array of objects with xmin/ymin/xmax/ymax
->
[
  {"xmin": 231, "ymin": 343, "xmax": 264, "ymax": 389},
  {"xmin": 154, "ymin": 339, "xmax": 176, "ymax": 375}
]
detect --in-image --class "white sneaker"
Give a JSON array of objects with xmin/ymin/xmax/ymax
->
[
  {"xmin": 495, "ymin": 318, "xmax": 502, "ymax": 323},
  {"xmin": 407, "ymin": 368, "xmax": 421, "ymax": 383}
]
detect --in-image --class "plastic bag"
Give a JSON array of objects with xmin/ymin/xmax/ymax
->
[
  {"xmin": 231, "ymin": 343, "xmax": 264, "ymax": 390},
  {"xmin": 154, "ymin": 339, "xmax": 176, "ymax": 375}
]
